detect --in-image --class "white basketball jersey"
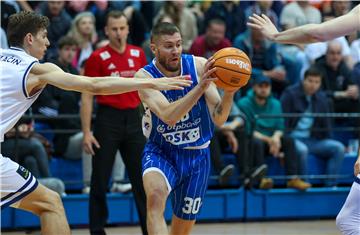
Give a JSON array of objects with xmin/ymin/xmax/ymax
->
[{"xmin": 0, "ymin": 47, "xmax": 40, "ymax": 142}]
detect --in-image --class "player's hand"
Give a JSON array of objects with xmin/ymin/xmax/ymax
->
[
  {"xmin": 354, "ymin": 157, "xmax": 360, "ymax": 176},
  {"xmin": 247, "ymin": 14, "xmax": 279, "ymax": 41},
  {"xmin": 199, "ymin": 57, "xmax": 217, "ymax": 90},
  {"xmin": 151, "ymin": 75, "xmax": 193, "ymax": 90},
  {"xmin": 83, "ymin": 132, "xmax": 100, "ymax": 155}
]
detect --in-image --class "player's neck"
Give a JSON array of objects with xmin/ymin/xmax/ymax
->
[
  {"xmin": 109, "ymin": 43, "xmax": 126, "ymax": 54},
  {"xmin": 20, "ymin": 45, "xmax": 32, "ymax": 56},
  {"xmin": 155, "ymin": 61, "xmax": 180, "ymax": 77}
]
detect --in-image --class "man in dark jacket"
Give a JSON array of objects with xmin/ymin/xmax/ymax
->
[{"xmin": 281, "ymin": 67, "xmax": 344, "ymax": 186}]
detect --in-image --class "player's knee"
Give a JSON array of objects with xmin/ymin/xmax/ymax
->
[
  {"xmin": 146, "ymin": 188, "xmax": 167, "ymax": 212},
  {"xmin": 39, "ymin": 189, "xmax": 64, "ymax": 214}
]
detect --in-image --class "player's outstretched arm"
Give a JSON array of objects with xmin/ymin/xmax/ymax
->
[
  {"xmin": 247, "ymin": 4, "xmax": 360, "ymax": 44},
  {"xmin": 28, "ymin": 63, "xmax": 192, "ymax": 95},
  {"xmin": 136, "ymin": 59, "xmax": 216, "ymax": 126}
]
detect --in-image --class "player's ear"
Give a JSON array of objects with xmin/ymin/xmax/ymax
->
[
  {"xmin": 24, "ymin": 33, "xmax": 33, "ymax": 46},
  {"xmin": 150, "ymin": 42, "xmax": 156, "ymax": 55}
]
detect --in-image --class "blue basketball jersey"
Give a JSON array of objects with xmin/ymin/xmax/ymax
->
[{"xmin": 142, "ymin": 54, "xmax": 214, "ymax": 150}]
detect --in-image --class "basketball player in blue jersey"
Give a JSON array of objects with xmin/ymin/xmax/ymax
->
[
  {"xmin": 0, "ymin": 11, "xmax": 191, "ymax": 235},
  {"xmin": 134, "ymin": 22, "xmax": 241, "ymax": 235},
  {"xmin": 248, "ymin": 5, "xmax": 360, "ymax": 235}
]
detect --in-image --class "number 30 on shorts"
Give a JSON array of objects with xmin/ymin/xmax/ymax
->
[{"xmin": 182, "ymin": 197, "xmax": 202, "ymax": 214}]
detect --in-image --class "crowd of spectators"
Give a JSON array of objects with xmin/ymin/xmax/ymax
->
[{"xmin": 1, "ymin": 0, "xmax": 359, "ymax": 191}]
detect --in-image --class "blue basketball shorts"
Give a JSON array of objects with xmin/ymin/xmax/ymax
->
[{"xmin": 142, "ymin": 141, "xmax": 211, "ymax": 220}]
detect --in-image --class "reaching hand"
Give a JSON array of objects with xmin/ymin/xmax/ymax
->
[
  {"xmin": 199, "ymin": 57, "xmax": 217, "ymax": 90},
  {"xmin": 83, "ymin": 132, "xmax": 100, "ymax": 155},
  {"xmin": 247, "ymin": 14, "xmax": 279, "ymax": 41},
  {"xmin": 151, "ymin": 76, "xmax": 193, "ymax": 90}
]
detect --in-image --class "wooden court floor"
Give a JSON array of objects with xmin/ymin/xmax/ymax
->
[{"xmin": 2, "ymin": 220, "xmax": 340, "ymax": 235}]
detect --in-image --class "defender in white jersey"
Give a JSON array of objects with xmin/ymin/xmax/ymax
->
[
  {"xmin": 247, "ymin": 4, "xmax": 360, "ymax": 235},
  {"xmin": 0, "ymin": 11, "xmax": 192, "ymax": 234}
]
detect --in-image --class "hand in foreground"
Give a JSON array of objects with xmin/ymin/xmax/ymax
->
[
  {"xmin": 151, "ymin": 75, "xmax": 193, "ymax": 90},
  {"xmin": 199, "ymin": 57, "xmax": 217, "ymax": 90},
  {"xmin": 83, "ymin": 132, "xmax": 100, "ymax": 155},
  {"xmin": 247, "ymin": 14, "xmax": 279, "ymax": 41}
]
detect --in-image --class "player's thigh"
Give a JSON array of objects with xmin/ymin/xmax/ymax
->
[
  {"xmin": 172, "ymin": 154, "xmax": 211, "ymax": 220},
  {"xmin": 17, "ymin": 183, "xmax": 63, "ymax": 215}
]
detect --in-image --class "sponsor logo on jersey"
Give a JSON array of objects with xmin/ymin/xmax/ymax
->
[
  {"xmin": 100, "ymin": 51, "xmax": 111, "ymax": 60},
  {"xmin": 108, "ymin": 63, "xmax": 116, "ymax": 70},
  {"xmin": 162, "ymin": 127, "xmax": 200, "ymax": 145},
  {"xmin": 130, "ymin": 49, "xmax": 140, "ymax": 57},
  {"xmin": 225, "ymin": 58, "xmax": 250, "ymax": 71},
  {"xmin": 16, "ymin": 165, "xmax": 30, "ymax": 180}
]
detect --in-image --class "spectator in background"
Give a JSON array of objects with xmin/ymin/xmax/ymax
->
[
  {"xmin": 153, "ymin": 1, "xmax": 198, "ymax": 52},
  {"xmin": 233, "ymin": 28, "xmax": 286, "ymax": 97},
  {"xmin": 80, "ymin": 11, "xmax": 148, "ymax": 235},
  {"xmin": 276, "ymin": 1, "xmax": 318, "ymax": 83},
  {"xmin": 65, "ymin": 0, "xmax": 108, "ymax": 34},
  {"xmin": 352, "ymin": 59, "xmax": 360, "ymax": 89},
  {"xmin": 1, "ymin": 112, "xmax": 66, "ymax": 196},
  {"xmin": 109, "ymin": 1, "xmax": 148, "ymax": 47},
  {"xmin": 204, "ymin": 1, "xmax": 246, "ymax": 42},
  {"xmin": 237, "ymin": 74, "xmax": 311, "ymax": 190},
  {"xmin": 280, "ymin": 1, "xmax": 321, "ymax": 30},
  {"xmin": 245, "ymin": 1, "xmax": 279, "ymax": 29},
  {"xmin": 210, "ymin": 102, "xmax": 267, "ymax": 187},
  {"xmin": 281, "ymin": 67, "xmax": 345, "ymax": 186},
  {"xmin": 67, "ymin": 12, "xmax": 98, "ymax": 71},
  {"xmin": 37, "ymin": 1, "xmax": 72, "ymax": 60},
  {"xmin": 314, "ymin": 40, "xmax": 360, "ymax": 133},
  {"xmin": 350, "ymin": 38, "xmax": 360, "ymax": 65},
  {"xmin": 189, "ymin": 18, "xmax": 231, "ymax": 59}
]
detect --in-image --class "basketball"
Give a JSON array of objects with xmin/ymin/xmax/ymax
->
[{"xmin": 211, "ymin": 47, "xmax": 252, "ymax": 91}]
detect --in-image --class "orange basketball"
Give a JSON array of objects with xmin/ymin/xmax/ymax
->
[{"xmin": 211, "ymin": 47, "xmax": 252, "ymax": 91}]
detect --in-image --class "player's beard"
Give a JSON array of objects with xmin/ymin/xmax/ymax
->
[{"xmin": 157, "ymin": 51, "xmax": 180, "ymax": 72}]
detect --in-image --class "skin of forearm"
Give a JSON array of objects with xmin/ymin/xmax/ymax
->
[
  {"xmin": 80, "ymin": 94, "xmax": 93, "ymax": 135},
  {"xmin": 88, "ymin": 77, "xmax": 154, "ymax": 94},
  {"xmin": 273, "ymin": 24, "xmax": 320, "ymax": 44},
  {"xmin": 212, "ymin": 92, "xmax": 235, "ymax": 127},
  {"xmin": 161, "ymin": 85, "xmax": 207, "ymax": 126},
  {"xmin": 253, "ymin": 131, "xmax": 271, "ymax": 144}
]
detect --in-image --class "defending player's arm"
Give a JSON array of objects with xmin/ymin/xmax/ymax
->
[
  {"xmin": 136, "ymin": 59, "xmax": 216, "ymax": 126},
  {"xmin": 27, "ymin": 63, "xmax": 192, "ymax": 95},
  {"xmin": 196, "ymin": 57, "xmax": 236, "ymax": 127},
  {"xmin": 247, "ymin": 4, "xmax": 360, "ymax": 44}
]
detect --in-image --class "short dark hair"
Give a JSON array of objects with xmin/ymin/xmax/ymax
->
[
  {"xmin": 151, "ymin": 22, "xmax": 180, "ymax": 43},
  {"xmin": 57, "ymin": 36, "xmax": 78, "ymax": 49},
  {"xmin": 7, "ymin": 11, "xmax": 49, "ymax": 47},
  {"xmin": 207, "ymin": 18, "xmax": 226, "ymax": 29},
  {"xmin": 304, "ymin": 66, "xmax": 323, "ymax": 80},
  {"xmin": 105, "ymin": 10, "xmax": 127, "ymax": 26}
]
